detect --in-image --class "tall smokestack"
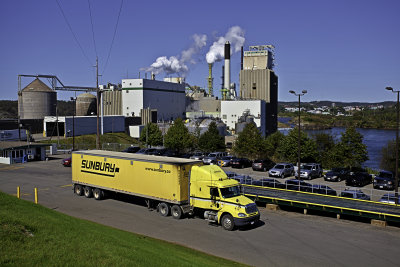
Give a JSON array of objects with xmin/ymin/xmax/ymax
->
[
  {"xmin": 224, "ymin": 41, "xmax": 230, "ymax": 92},
  {"xmin": 208, "ymin": 63, "xmax": 213, "ymax": 96}
]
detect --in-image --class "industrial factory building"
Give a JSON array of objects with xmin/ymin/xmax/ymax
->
[
  {"xmin": 221, "ymin": 100, "xmax": 266, "ymax": 136},
  {"xmin": 239, "ymin": 45, "xmax": 278, "ymax": 136},
  {"xmin": 43, "ymin": 115, "xmax": 125, "ymax": 137},
  {"xmin": 122, "ymin": 78, "xmax": 186, "ymax": 121}
]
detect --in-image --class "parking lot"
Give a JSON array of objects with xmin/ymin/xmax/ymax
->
[
  {"xmin": 219, "ymin": 164, "xmax": 392, "ymax": 202},
  {"xmin": 1, "ymin": 154, "xmax": 400, "ymax": 266}
]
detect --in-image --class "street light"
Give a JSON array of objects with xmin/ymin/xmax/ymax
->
[
  {"xmin": 289, "ymin": 90, "xmax": 308, "ymax": 182},
  {"xmin": 386, "ymin": 86, "xmax": 399, "ymax": 204}
]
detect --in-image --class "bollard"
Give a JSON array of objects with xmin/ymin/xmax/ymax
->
[
  {"xmin": 34, "ymin": 188, "xmax": 38, "ymax": 204},
  {"xmin": 17, "ymin": 186, "xmax": 20, "ymax": 198}
]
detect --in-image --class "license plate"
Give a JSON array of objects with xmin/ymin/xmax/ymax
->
[{"xmin": 380, "ymin": 186, "xmax": 383, "ymax": 188}]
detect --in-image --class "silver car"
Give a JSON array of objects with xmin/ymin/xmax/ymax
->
[
  {"xmin": 299, "ymin": 163, "xmax": 323, "ymax": 180},
  {"xmin": 268, "ymin": 163, "xmax": 295, "ymax": 178}
]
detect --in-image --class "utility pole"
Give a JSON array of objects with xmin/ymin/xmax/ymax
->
[{"xmin": 95, "ymin": 57, "xmax": 100, "ymax": 150}]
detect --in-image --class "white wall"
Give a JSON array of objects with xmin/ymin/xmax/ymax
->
[
  {"xmin": 221, "ymin": 100, "xmax": 266, "ymax": 136},
  {"xmin": 0, "ymin": 157, "xmax": 11, "ymax": 164},
  {"xmin": 122, "ymin": 79, "xmax": 185, "ymax": 121}
]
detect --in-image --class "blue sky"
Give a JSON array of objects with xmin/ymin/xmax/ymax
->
[{"xmin": 1, "ymin": 0, "xmax": 399, "ymax": 102}]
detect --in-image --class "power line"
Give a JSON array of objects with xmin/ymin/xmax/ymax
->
[
  {"xmin": 102, "ymin": 0, "xmax": 123, "ymax": 75},
  {"xmin": 55, "ymin": 0, "xmax": 93, "ymax": 66},
  {"xmin": 87, "ymin": 0, "xmax": 98, "ymax": 58}
]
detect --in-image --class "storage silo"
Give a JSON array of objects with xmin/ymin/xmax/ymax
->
[
  {"xmin": 18, "ymin": 78, "xmax": 57, "ymax": 119},
  {"xmin": 76, "ymin": 93, "xmax": 97, "ymax": 116}
]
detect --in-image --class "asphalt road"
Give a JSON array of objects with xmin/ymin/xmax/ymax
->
[{"xmin": 1, "ymin": 156, "xmax": 400, "ymax": 266}]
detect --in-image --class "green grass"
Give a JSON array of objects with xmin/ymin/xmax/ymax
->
[{"xmin": 0, "ymin": 191, "xmax": 245, "ymax": 266}]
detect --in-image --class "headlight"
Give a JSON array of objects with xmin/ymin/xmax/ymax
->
[
  {"xmin": 238, "ymin": 213, "xmax": 246, "ymax": 217},
  {"xmin": 388, "ymin": 181, "xmax": 392, "ymax": 184},
  {"xmin": 333, "ymin": 176, "xmax": 337, "ymax": 179}
]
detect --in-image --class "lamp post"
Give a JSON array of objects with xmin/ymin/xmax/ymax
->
[
  {"xmin": 386, "ymin": 86, "xmax": 399, "ymax": 204},
  {"xmin": 289, "ymin": 90, "xmax": 308, "ymax": 182},
  {"xmin": 70, "ymin": 97, "xmax": 76, "ymax": 151}
]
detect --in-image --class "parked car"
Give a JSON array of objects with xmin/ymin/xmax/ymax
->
[
  {"xmin": 345, "ymin": 171, "xmax": 372, "ymax": 187},
  {"xmin": 202, "ymin": 152, "xmax": 227, "ymax": 165},
  {"xmin": 161, "ymin": 150, "xmax": 180, "ymax": 157},
  {"xmin": 311, "ymin": 184, "xmax": 337, "ymax": 196},
  {"xmin": 379, "ymin": 193, "xmax": 400, "ymax": 204},
  {"xmin": 136, "ymin": 148, "xmax": 157, "ymax": 155},
  {"xmin": 252, "ymin": 159, "xmax": 275, "ymax": 172},
  {"xmin": 231, "ymin": 158, "xmax": 252, "ymax": 169},
  {"xmin": 252, "ymin": 178, "xmax": 283, "ymax": 188},
  {"xmin": 232, "ymin": 174, "xmax": 253, "ymax": 185},
  {"xmin": 284, "ymin": 179, "xmax": 312, "ymax": 192},
  {"xmin": 190, "ymin": 152, "xmax": 205, "ymax": 160},
  {"xmin": 324, "ymin": 167, "xmax": 350, "ymax": 182},
  {"xmin": 218, "ymin": 156, "xmax": 236, "ymax": 167},
  {"xmin": 340, "ymin": 189, "xmax": 370, "ymax": 200},
  {"xmin": 299, "ymin": 163, "xmax": 323, "ymax": 180},
  {"xmin": 268, "ymin": 163, "xmax": 295, "ymax": 178},
  {"xmin": 122, "ymin": 146, "xmax": 140, "ymax": 153},
  {"xmin": 373, "ymin": 170, "xmax": 395, "ymax": 190},
  {"xmin": 148, "ymin": 148, "xmax": 167, "ymax": 156},
  {"xmin": 62, "ymin": 157, "xmax": 72, "ymax": 167}
]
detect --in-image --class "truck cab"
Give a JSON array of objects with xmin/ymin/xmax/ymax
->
[{"xmin": 189, "ymin": 165, "xmax": 260, "ymax": 230}]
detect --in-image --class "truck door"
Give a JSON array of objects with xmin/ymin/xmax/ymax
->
[{"xmin": 210, "ymin": 187, "xmax": 222, "ymax": 210}]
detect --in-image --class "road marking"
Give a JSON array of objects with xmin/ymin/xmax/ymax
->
[{"xmin": 60, "ymin": 184, "xmax": 72, "ymax": 188}]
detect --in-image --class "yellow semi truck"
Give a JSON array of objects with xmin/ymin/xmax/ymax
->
[{"xmin": 72, "ymin": 150, "xmax": 259, "ymax": 230}]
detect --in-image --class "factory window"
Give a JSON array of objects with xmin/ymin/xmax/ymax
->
[
  {"xmin": 126, "ymin": 90, "xmax": 129, "ymax": 93},
  {"xmin": 252, "ymin": 83, "xmax": 256, "ymax": 90}
]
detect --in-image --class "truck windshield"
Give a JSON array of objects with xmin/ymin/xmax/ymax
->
[{"xmin": 220, "ymin": 186, "xmax": 241, "ymax": 198}]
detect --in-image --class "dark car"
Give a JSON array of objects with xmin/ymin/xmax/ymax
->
[
  {"xmin": 62, "ymin": 157, "xmax": 72, "ymax": 167},
  {"xmin": 340, "ymin": 189, "xmax": 370, "ymax": 200},
  {"xmin": 345, "ymin": 171, "xmax": 372, "ymax": 187},
  {"xmin": 311, "ymin": 184, "xmax": 337, "ymax": 196},
  {"xmin": 231, "ymin": 158, "xmax": 252, "ymax": 169},
  {"xmin": 232, "ymin": 174, "xmax": 253, "ymax": 185},
  {"xmin": 190, "ymin": 152, "xmax": 205, "ymax": 160},
  {"xmin": 284, "ymin": 179, "xmax": 312, "ymax": 192},
  {"xmin": 136, "ymin": 148, "xmax": 157, "ymax": 155},
  {"xmin": 218, "ymin": 156, "xmax": 237, "ymax": 167},
  {"xmin": 324, "ymin": 167, "xmax": 350, "ymax": 182},
  {"xmin": 379, "ymin": 193, "xmax": 400, "ymax": 204},
  {"xmin": 122, "ymin": 146, "xmax": 140, "ymax": 153},
  {"xmin": 252, "ymin": 178, "xmax": 283, "ymax": 188},
  {"xmin": 373, "ymin": 171, "xmax": 395, "ymax": 190},
  {"xmin": 252, "ymin": 159, "xmax": 275, "ymax": 172}
]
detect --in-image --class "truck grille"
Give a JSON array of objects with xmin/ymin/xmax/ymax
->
[{"xmin": 245, "ymin": 203, "xmax": 258, "ymax": 214}]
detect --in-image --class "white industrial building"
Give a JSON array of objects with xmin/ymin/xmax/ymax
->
[
  {"xmin": 43, "ymin": 115, "xmax": 125, "ymax": 137},
  {"xmin": 121, "ymin": 78, "xmax": 186, "ymax": 121},
  {"xmin": 221, "ymin": 100, "xmax": 266, "ymax": 136}
]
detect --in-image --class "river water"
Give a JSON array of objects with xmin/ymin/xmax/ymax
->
[{"xmin": 278, "ymin": 127, "xmax": 396, "ymax": 170}]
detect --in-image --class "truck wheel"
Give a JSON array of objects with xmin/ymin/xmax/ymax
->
[
  {"xmin": 159, "ymin": 203, "xmax": 170, "ymax": 217},
  {"xmin": 84, "ymin": 186, "xmax": 93, "ymax": 198},
  {"xmin": 221, "ymin": 214, "xmax": 235, "ymax": 231},
  {"xmin": 74, "ymin": 184, "xmax": 83, "ymax": 196},
  {"xmin": 93, "ymin": 188, "xmax": 103, "ymax": 200},
  {"xmin": 171, "ymin": 205, "xmax": 182, "ymax": 219}
]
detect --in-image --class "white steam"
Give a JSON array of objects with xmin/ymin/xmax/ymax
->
[
  {"xmin": 206, "ymin": 26, "xmax": 245, "ymax": 64},
  {"xmin": 145, "ymin": 34, "xmax": 207, "ymax": 76}
]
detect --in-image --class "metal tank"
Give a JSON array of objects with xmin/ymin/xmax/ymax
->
[
  {"xmin": 18, "ymin": 78, "xmax": 57, "ymax": 119},
  {"xmin": 76, "ymin": 93, "xmax": 97, "ymax": 116}
]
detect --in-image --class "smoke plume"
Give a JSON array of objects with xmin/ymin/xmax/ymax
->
[
  {"xmin": 145, "ymin": 34, "xmax": 207, "ymax": 76},
  {"xmin": 206, "ymin": 26, "xmax": 245, "ymax": 64}
]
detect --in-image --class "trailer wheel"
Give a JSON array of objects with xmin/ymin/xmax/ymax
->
[
  {"xmin": 171, "ymin": 205, "xmax": 182, "ymax": 219},
  {"xmin": 93, "ymin": 188, "xmax": 103, "ymax": 200},
  {"xmin": 221, "ymin": 214, "xmax": 235, "ymax": 231},
  {"xmin": 84, "ymin": 186, "xmax": 93, "ymax": 198},
  {"xmin": 158, "ymin": 203, "xmax": 170, "ymax": 217},
  {"xmin": 74, "ymin": 184, "xmax": 83, "ymax": 196}
]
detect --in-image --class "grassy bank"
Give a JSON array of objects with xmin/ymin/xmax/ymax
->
[{"xmin": 0, "ymin": 191, "xmax": 244, "ymax": 266}]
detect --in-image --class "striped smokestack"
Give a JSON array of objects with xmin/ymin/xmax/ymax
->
[{"xmin": 224, "ymin": 41, "xmax": 230, "ymax": 91}]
